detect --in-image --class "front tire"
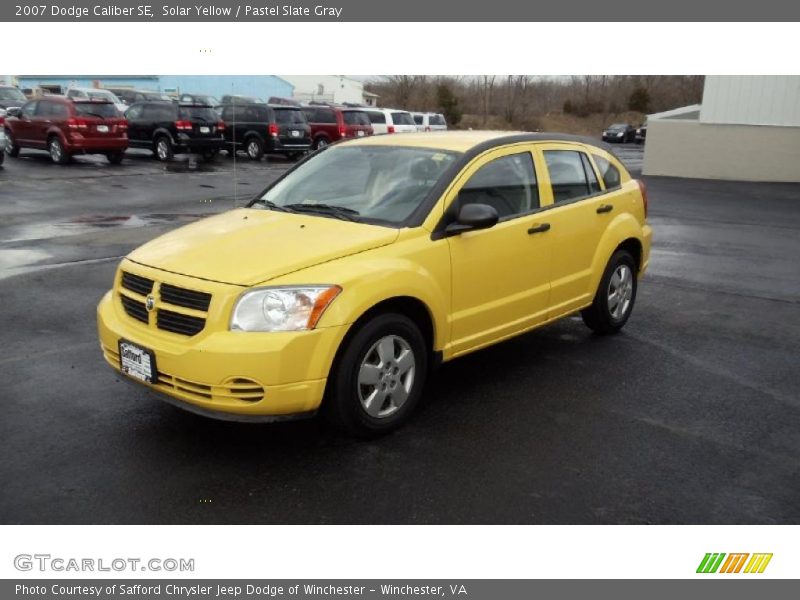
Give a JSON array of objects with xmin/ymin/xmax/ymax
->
[
  {"xmin": 581, "ymin": 249, "xmax": 637, "ymax": 334},
  {"xmin": 48, "ymin": 136, "xmax": 70, "ymax": 165},
  {"xmin": 323, "ymin": 313, "xmax": 429, "ymax": 437},
  {"xmin": 314, "ymin": 137, "xmax": 329, "ymax": 150}
]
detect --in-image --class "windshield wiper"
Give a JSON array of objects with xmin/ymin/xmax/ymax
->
[
  {"xmin": 283, "ymin": 203, "xmax": 361, "ymax": 222},
  {"xmin": 253, "ymin": 199, "xmax": 297, "ymax": 213}
]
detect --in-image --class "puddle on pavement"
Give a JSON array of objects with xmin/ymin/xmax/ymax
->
[
  {"xmin": 0, "ymin": 248, "xmax": 52, "ymax": 276},
  {"xmin": 1, "ymin": 213, "xmax": 212, "ymax": 243}
]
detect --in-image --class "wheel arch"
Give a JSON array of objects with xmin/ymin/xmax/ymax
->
[{"xmin": 588, "ymin": 214, "xmax": 646, "ymax": 293}]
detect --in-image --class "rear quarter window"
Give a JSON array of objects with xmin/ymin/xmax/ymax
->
[
  {"xmin": 365, "ymin": 111, "xmax": 386, "ymax": 124},
  {"xmin": 429, "ymin": 114, "xmax": 446, "ymax": 126},
  {"xmin": 593, "ymin": 155, "xmax": 622, "ymax": 189}
]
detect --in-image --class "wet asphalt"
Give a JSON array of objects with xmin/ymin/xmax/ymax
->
[{"xmin": 0, "ymin": 144, "xmax": 798, "ymax": 524}]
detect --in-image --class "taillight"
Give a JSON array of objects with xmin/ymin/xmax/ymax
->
[
  {"xmin": 118, "ymin": 119, "xmax": 128, "ymax": 132},
  {"xmin": 268, "ymin": 123, "xmax": 278, "ymax": 137},
  {"xmin": 637, "ymin": 179, "xmax": 648, "ymax": 219},
  {"xmin": 338, "ymin": 126, "xmax": 347, "ymax": 138},
  {"xmin": 175, "ymin": 120, "xmax": 193, "ymax": 131},
  {"xmin": 67, "ymin": 118, "xmax": 89, "ymax": 131},
  {"xmin": 216, "ymin": 121, "xmax": 225, "ymax": 132},
  {"xmin": 0, "ymin": 117, "xmax": 4, "ymax": 127},
  {"xmin": 387, "ymin": 125, "xmax": 395, "ymax": 134},
  {"xmin": 425, "ymin": 126, "xmax": 431, "ymax": 132}
]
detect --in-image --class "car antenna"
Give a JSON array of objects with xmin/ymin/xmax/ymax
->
[{"xmin": 232, "ymin": 84, "xmax": 238, "ymax": 207}]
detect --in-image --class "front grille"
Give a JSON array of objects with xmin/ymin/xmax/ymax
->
[
  {"xmin": 118, "ymin": 270, "xmax": 213, "ymax": 336},
  {"xmin": 160, "ymin": 283, "xmax": 211, "ymax": 311},
  {"xmin": 120, "ymin": 295, "xmax": 148, "ymax": 324},
  {"xmin": 157, "ymin": 308, "xmax": 206, "ymax": 336},
  {"xmin": 121, "ymin": 271, "xmax": 154, "ymax": 295}
]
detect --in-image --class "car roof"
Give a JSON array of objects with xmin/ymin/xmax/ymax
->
[{"xmin": 342, "ymin": 131, "xmax": 613, "ymax": 153}]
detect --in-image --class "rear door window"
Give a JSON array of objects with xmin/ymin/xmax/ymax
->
[
  {"xmin": 580, "ymin": 153, "xmax": 602, "ymax": 194},
  {"xmin": 543, "ymin": 150, "xmax": 593, "ymax": 203}
]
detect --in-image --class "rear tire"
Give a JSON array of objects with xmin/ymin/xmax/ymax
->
[
  {"xmin": 154, "ymin": 136, "xmax": 173, "ymax": 162},
  {"xmin": 581, "ymin": 249, "xmax": 637, "ymax": 335},
  {"xmin": 314, "ymin": 137, "xmax": 329, "ymax": 150},
  {"xmin": 245, "ymin": 137, "xmax": 263, "ymax": 161},
  {"xmin": 48, "ymin": 136, "xmax": 70, "ymax": 165},
  {"xmin": 5, "ymin": 129, "xmax": 20, "ymax": 157},
  {"xmin": 323, "ymin": 313, "xmax": 429, "ymax": 437},
  {"xmin": 106, "ymin": 150, "xmax": 124, "ymax": 165}
]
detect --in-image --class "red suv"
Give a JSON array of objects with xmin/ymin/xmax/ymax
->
[
  {"xmin": 4, "ymin": 96, "xmax": 128, "ymax": 164},
  {"xmin": 301, "ymin": 105, "xmax": 373, "ymax": 149}
]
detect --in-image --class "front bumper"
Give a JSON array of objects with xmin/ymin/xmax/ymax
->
[{"xmin": 97, "ymin": 281, "xmax": 348, "ymax": 419}]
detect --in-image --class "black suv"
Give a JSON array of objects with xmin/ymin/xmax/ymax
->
[
  {"xmin": 217, "ymin": 103, "xmax": 311, "ymax": 161},
  {"xmin": 124, "ymin": 101, "xmax": 225, "ymax": 161}
]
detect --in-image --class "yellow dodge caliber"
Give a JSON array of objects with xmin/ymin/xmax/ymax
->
[{"xmin": 97, "ymin": 131, "xmax": 652, "ymax": 436}]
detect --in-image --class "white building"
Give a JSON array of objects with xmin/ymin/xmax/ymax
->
[
  {"xmin": 643, "ymin": 76, "xmax": 800, "ymax": 182},
  {"xmin": 280, "ymin": 75, "xmax": 375, "ymax": 106}
]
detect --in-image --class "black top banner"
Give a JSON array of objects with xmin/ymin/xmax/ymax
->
[{"xmin": 3, "ymin": 0, "xmax": 800, "ymax": 21}]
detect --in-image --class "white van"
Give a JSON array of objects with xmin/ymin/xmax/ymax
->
[
  {"xmin": 412, "ymin": 112, "xmax": 448, "ymax": 132},
  {"xmin": 362, "ymin": 108, "xmax": 417, "ymax": 135}
]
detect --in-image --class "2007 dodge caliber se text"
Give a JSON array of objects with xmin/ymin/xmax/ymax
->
[{"xmin": 97, "ymin": 131, "xmax": 652, "ymax": 436}]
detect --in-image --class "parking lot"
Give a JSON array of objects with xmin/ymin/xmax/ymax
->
[{"xmin": 1, "ymin": 143, "xmax": 798, "ymax": 524}]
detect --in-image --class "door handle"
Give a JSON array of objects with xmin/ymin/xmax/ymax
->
[
  {"xmin": 597, "ymin": 204, "xmax": 614, "ymax": 214},
  {"xmin": 527, "ymin": 223, "xmax": 551, "ymax": 235}
]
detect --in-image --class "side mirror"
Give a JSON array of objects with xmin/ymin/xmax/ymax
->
[
  {"xmin": 445, "ymin": 203, "xmax": 499, "ymax": 235},
  {"xmin": 7, "ymin": 107, "xmax": 21, "ymax": 118}
]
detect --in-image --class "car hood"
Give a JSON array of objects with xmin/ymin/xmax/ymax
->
[{"xmin": 127, "ymin": 208, "xmax": 400, "ymax": 286}]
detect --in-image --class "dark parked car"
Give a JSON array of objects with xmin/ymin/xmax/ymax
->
[
  {"xmin": 602, "ymin": 123, "xmax": 636, "ymax": 143},
  {"xmin": 302, "ymin": 105, "xmax": 373, "ymax": 149},
  {"xmin": 217, "ymin": 103, "xmax": 311, "ymax": 160},
  {"xmin": 124, "ymin": 101, "xmax": 225, "ymax": 161},
  {"xmin": 107, "ymin": 88, "xmax": 171, "ymax": 106},
  {"xmin": 0, "ymin": 85, "xmax": 27, "ymax": 110},
  {"xmin": 635, "ymin": 123, "xmax": 647, "ymax": 144},
  {"xmin": 4, "ymin": 96, "xmax": 128, "ymax": 164}
]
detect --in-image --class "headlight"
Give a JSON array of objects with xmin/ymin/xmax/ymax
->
[
  {"xmin": 616, "ymin": 132, "xmax": 624, "ymax": 137},
  {"xmin": 230, "ymin": 285, "xmax": 342, "ymax": 332}
]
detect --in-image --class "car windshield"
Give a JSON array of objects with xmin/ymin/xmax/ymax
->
[
  {"xmin": 74, "ymin": 102, "xmax": 119, "ymax": 118},
  {"xmin": 254, "ymin": 145, "xmax": 459, "ymax": 225},
  {"xmin": 275, "ymin": 108, "xmax": 306, "ymax": 124},
  {"xmin": 609, "ymin": 123, "xmax": 627, "ymax": 129},
  {"xmin": 0, "ymin": 87, "xmax": 26, "ymax": 103}
]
